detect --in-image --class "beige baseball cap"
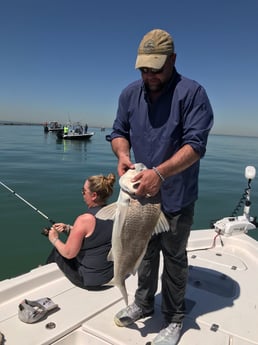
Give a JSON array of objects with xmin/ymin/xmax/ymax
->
[{"xmin": 135, "ymin": 29, "xmax": 174, "ymax": 69}]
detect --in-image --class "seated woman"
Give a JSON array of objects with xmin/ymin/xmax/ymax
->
[{"xmin": 47, "ymin": 173, "xmax": 116, "ymax": 290}]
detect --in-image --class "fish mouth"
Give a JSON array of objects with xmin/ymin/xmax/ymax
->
[
  {"xmin": 120, "ymin": 181, "xmax": 140, "ymax": 195},
  {"xmin": 122, "ymin": 182, "xmax": 157, "ymax": 200}
]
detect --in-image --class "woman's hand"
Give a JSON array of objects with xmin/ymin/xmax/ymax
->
[
  {"xmin": 48, "ymin": 227, "xmax": 59, "ymax": 245},
  {"xmin": 52, "ymin": 223, "xmax": 67, "ymax": 233}
]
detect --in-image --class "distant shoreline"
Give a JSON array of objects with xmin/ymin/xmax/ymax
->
[
  {"xmin": 0, "ymin": 122, "xmax": 110, "ymax": 130},
  {"xmin": 0, "ymin": 122, "xmax": 42, "ymax": 126},
  {"xmin": 0, "ymin": 122, "xmax": 257, "ymax": 138}
]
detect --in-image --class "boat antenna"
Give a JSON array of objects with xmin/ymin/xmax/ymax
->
[
  {"xmin": 0, "ymin": 181, "xmax": 55, "ymax": 224},
  {"xmin": 67, "ymin": 111, "xmax": 72, "ymax": 124},
  {"xmin": 231, "ymin": 166, "xmax": 256, "ymax": 218}
]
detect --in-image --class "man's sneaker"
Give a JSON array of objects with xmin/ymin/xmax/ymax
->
[
  {"xmin": 114, "ymin": 302, "xmax": 153, "ymax": 327},
  {"xmin": 151, "ymin": 322, "xmax": 183, "ymax": 345}
]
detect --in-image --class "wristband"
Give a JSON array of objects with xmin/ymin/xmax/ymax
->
[
  {"xmin": 51, "ymin": 238, "xmax": 58, "ymax": 246},
  {"xmin": 152, "ymin": 167, "xmax": 165, "ymax": 182}
]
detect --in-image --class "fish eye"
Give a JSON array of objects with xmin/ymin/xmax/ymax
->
[{"xmin": 132, "ymin": 182, "xmax": 140, "ymax": 189}]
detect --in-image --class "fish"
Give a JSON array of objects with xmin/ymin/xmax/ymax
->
[{"xmin": 96, "ymin": 163, "xmax": 169, "ymax": 305}]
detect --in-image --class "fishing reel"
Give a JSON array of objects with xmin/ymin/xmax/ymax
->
[{"xmin": 41, "ymin": 227, "xmax": 51, "ymax": 237}]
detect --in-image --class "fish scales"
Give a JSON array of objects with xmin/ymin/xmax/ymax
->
[{"xmin": 118, "ymin": 198, "xmax": 161, "ymax": 275}]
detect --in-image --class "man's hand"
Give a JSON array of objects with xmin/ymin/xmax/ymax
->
[
  {"xmin": 117, "ymin": 157, "xmax": 135, "ymax": 177},
  {"xmin": 132, "ymin": 169, "xmax": 162, "ymax": 197}
]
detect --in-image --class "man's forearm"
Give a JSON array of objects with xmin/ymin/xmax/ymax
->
[
  {"xmin": 111, "ymin": 137, "xmax": 130, "ymax": 159},
  {"xmin": 157, "ymin": 144, "xmax": 200, "ymax": 179}
]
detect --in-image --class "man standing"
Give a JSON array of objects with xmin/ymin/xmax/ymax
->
[{"xmin": 109, "ymin": 29, "xmax": 214, "ymax": 345}]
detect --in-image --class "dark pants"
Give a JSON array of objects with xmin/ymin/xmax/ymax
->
[
  {"xmin": 134, "ymin": 202, "xmax": 194, "ymax": 323},
  {"xmin": 46, "ymin": 249, "xmax": 113, "ymax": 291},
  {"xmin": 47, "ymin": 248, "xmax": 85, "ymax": 288}
]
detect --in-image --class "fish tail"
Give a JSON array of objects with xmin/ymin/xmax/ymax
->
[
  {"xmin": 118, "ymin": 282, "xmax": 128, "ymax": 306},
  {"xmin": 104, "ymin": 278, "xmax": 128, "ymax": 305}
]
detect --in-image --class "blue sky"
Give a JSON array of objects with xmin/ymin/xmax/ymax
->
[{"xmin": 0, "ymin": 0, "xmax": 257, "ymax": 136}]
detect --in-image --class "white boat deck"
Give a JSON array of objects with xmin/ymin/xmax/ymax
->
[{"xmin": 0, "ymin": 229, "xmax": 258, "ymax": 345}]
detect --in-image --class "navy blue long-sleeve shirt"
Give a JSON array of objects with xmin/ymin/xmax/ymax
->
[{"xmin": 111, "ymin": 68, "xmax": 214, "ymax": 213}]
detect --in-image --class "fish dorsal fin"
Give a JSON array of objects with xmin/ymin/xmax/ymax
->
[
  {"xmin": 152, "ymin": 211, "xmax": 170, "ymax": 235},
  {"xmin": 95, "ymin": 202, "xmax": 117, "ymax": 220}
]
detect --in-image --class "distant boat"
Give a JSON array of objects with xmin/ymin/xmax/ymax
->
[
  {"xmin": 56, "ymin": 122, "xmax": 94, "ymax": 140},
  {"xmin": 44, "ymin": 121, "xmax": 63, "ymax": 133}
]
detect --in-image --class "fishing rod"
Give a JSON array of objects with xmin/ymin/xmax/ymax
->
[{"xmin": 0, "ymin": 180, "xmax": 55, "ymax": 225}]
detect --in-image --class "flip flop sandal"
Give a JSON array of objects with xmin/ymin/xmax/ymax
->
[{"xmin": 18, "ymin": 297, "xmax": 58, "ymax": 323}]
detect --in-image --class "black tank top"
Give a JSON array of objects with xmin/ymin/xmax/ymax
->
[{"xmin": 76, "ymin": 206, "xmax": 113, "ymax": 286}]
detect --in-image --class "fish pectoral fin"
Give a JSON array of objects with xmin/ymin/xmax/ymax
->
[
  {"xmin": 95, "ymin": 202, "xmax": 117, "ymax": 220},
  {"xmin": 97, "ymin": 190, "xmax": 130, "ymax": 220},
  {"xmin": 152, "ymin": 211, "xmax": 170, "ymax": 235}
]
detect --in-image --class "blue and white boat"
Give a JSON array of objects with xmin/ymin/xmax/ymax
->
[
  {"xmin": 56, "ymin": 122, "xmax": 94, "ymax": 140},
  {"xmin": 44, "ymin": 121, "xmax": 63, "ymax": 133}
]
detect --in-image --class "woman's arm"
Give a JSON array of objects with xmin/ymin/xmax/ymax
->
[{"xmin": 48, "ymin": 213, "xmax": 96, "ymax": 259}]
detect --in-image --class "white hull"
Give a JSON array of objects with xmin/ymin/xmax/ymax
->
[
  {"xmin": 62, "ymin": 131, "xmax": 94, "ymax": 140},
  {"xmin": 1, "ymin": 228, "xmax": 257, "ymax": 345}
]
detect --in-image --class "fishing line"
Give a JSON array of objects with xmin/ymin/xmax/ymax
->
[{"xmin": 0, "ymin": 180, "xmax": 55, "ymax": 225}]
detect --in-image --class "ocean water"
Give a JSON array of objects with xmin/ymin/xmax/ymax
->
[{"xmin": 1, "ymin": 125, "xmax": 258, "ymax": 281}]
